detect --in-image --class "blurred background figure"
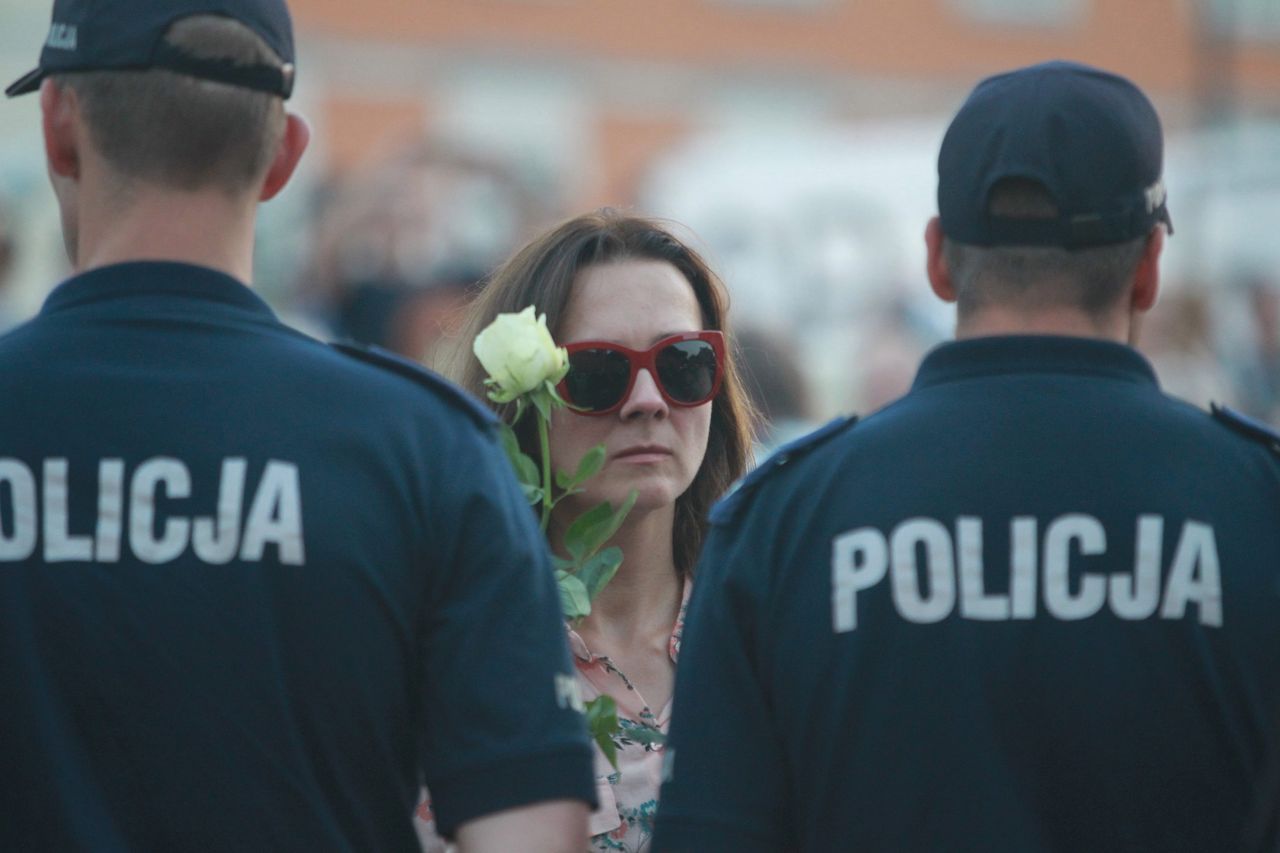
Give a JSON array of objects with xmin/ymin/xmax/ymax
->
[
  {"xmin": 1139, "ymin": 288, "xmax": 1236, "ymax": 410},
  {"xmin": 1233, "ymin": 276, "xmax": 1280, "ymax": 423},
  {"xmin": 0, "ymin": 197, "xmax": 19, "ymax": 334},
  {"xmin": 736, "ymin": 326, "xmax": 819, "ymax": 457},
  {"xmin": 853, "ymin": 294, "xmax": 935, "ymax": 414},
  {"xmin": 293, "ymin": 140, "xmax": 546, "ymax": 367},
  {"xmin": 2, "ymin": 0, "xmax": 1279, "ymax": 423}
]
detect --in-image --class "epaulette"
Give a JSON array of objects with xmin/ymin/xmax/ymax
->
[
  {"xmin": 1210, "ymin": 402, "xmax": 1280, "ymax": 457},
  {"xmin": 710, "ymin": 415, "xmax": 859, "ymax": 527},
  {"xmin": 331, "ymin": 342, "xmax": 497, "ymax": 431}
]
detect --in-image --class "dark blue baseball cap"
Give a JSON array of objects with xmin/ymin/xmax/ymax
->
[
  {"xmin": 6, "ymin": 0, "xmax": 295, "ymax": 99},
  {"xmin": 938, "ymin": 61, "xmax": 1172, "ymax": 249}
]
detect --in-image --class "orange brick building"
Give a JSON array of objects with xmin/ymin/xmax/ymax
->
[
  {"xmin": 290, "ymin": 0, "xmax": 1280, "ymax": 207},
  {"xmin": 1, "ymin": 0, "xmax": 1277, "ymax": 417}
]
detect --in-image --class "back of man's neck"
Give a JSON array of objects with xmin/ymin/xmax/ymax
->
[
  {"xmin": 956, "ymin": 307, "xmax": 1128, "ymax": 343},
  {"xmin": 76, "ymin": 189, "xmax": 258, "ymax": 285}
]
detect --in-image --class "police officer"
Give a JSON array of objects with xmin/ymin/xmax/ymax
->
[
  {"xmin": 655, "ymin": 61, "xmax": 1280, "ymax": 852},
  {"xmin": 0, "ymin": 1, "xmax": 594, "ymax": 850}
]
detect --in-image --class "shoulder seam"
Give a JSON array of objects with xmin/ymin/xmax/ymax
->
[
  {"xmin": 330, "ymin": 342, "xmax": 496, "ymax": 430},
  {"xmin": 1210, "ymin": 402, "xmax": 1280, "ymax": 457},
  {"xmin": 710, "ymin": 415, "xmax": 858, "ymax": 528}
]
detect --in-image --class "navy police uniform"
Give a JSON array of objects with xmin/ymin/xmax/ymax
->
[
  {"xmin": 658, "ymin": 58, "xmax": 1278, "ymax": 853},
  {"xmin": 0, "ymin": 263, "xmax": 594, "ymax": 850},
  {"xmin": 656, "ymin": 335, "xmax": 1280, "ymax": 851}
]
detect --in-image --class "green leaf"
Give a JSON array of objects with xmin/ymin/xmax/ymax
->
[
  {"xmin": 497, "ymin": 422, "xmax": 520, "ymax": 458},
  {"xmin": 577, "ymin": 444, "xmax": 606, "ymax": 482},
  {"xmin": 550, "ymin": 554, "xmax": 574, "ymax": 573},
  {"xmin": 626, "ymin": 726, "xmax": 667, "ymax": 748},
  {"xmin": 585, "ymin": 696, "xmax": 619, "ymax": 770},
  {"xmin": 497, "ymin": 424, "xmax": 540, "ymax": 490},
  {"xmin": 585, "ymin": 694, "xmax": 617, "ymax": 728},
  {"xmin": 545, "ymin": 379, "xmax": 570, "ymax": 407},
  {"xmin": 562, "ymin": 502, "xmax": 614, "ymax": 564},
  {"xmin": 576, "ymin": 546, "xmax": 623, "ymax": 602},
  {"xmin": 613, "ymin": 489, "xmax": 639, "ymax": 534},
  {"xmin": 519, "ymin": 484, "xmax": 543, "ymax": 506},
  {"xmin": 555, "ymin": 444, "xmax": 605, "ymax": 492},
  {"xmin": 563, "ymin": 491, "xmax": 637, "ymax": 565},
  {"xmin": 514, "ymin": 455, "xmax": 540, "ymax": 490},
  {"xmin": 556, "ymin": 570, "xmax": 591, "ymax": 621},
  {"xmin": 548, "ymin": 488, "xmax": 583, "ymax": 511}
]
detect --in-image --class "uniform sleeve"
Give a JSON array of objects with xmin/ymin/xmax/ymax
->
[
  {"xmin": 653, "ymin": 519, "xmax": 793, "ymax": 852},
  {"xmin": 417, "ymin": 423, "xmax": 595, "ymax": 839}
]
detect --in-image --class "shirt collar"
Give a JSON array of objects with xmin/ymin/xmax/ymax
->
[
  {"xmin": 567, "ymin": 579, "xmax": 692, "ymax": 666},
  {"xmin": 912, "ymin": 335, "xmax": 1159, "ymax": 392},
  {"xmin": 39, "ymin": 261, "xmax": 278, "ymax": 319}
]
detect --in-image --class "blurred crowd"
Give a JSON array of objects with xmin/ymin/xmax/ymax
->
[
  {"xmin": 0, "ymin": 201, "xmax": 18, "ymax": 334},
  {"xmin": 1, "ymin": 134, "xmax": 1277, "ymax": 440}
]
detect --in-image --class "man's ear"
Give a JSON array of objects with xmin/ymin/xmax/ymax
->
[
  {"xmin": 40, "ymin": 79, "xmax": 80, "ymax": 181},
  {"xmin": 925, "ymin": 216, "xmax": 956, "ymax": 303},
  {"xmin": 259, "ymin": 112, "xmax": 310, "ymax": 202},
  {"xmin": 1130, "ymin": 226, "xmax": 1164, "ymax": 313}
]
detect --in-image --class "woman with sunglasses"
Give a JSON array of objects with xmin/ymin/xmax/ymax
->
[{"xmin": 414, "ymin": 210, "xmax": 755, "ymax": 853}]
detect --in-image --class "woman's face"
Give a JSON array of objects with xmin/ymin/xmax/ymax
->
[{"xmin": 548, "ymin": 259, "xmax": 714, "ymax": 522}]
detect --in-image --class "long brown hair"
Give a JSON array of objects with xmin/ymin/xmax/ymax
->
[{"xmin": 452, "ymin": 209, "xmax": 756, "ymax": 577}]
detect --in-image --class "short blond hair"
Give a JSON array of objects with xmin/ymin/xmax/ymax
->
[{"xmin": 944, "ymin": 179, "xmax": 1150, "ymax": 319}]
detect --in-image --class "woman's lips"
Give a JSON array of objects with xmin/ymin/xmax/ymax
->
[{"xmin": 613, "ymin": 445, "xmax": 672, "ymax": 463}]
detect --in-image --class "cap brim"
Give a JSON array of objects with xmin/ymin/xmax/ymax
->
[{"xmin": 5, "ymin": 68, "xmax": 45, "ymax": 98}]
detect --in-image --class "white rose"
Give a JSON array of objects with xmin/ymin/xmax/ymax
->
[{"xmin": 473, "ymin": 306, "xmax": 568, "ymax": 401}]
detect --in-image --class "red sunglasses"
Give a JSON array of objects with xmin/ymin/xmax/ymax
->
[{"xmin": 557, "ymin": 331, "xmax": 725, "ymax": 416}]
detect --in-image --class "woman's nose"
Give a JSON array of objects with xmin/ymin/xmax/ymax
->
[{"xmin": 619, "ymin": 368, "xmax": 668, "ymax": 419}]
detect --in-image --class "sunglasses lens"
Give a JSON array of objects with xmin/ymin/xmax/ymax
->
[
  {"xmin": 564, "ymin": 348, "xmax": 631, "ymax": 412},
  {"xmin": 656, "ymin": 340, "xmax": 718, "ymax": 404}
]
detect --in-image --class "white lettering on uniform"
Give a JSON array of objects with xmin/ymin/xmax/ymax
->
[
  {"xmin": 1010, "ymin": 516, "xmax": 1038, "ymax": 619},
  {"xmin": 554, "ymin": 673, "xmax": 585, "ymax": 712},
  {"xmin": 891, "ymin": 518, "xmax": 955, "ymax": 623},
  {"xmin": 0, "ymin": 460, "xmax": 37, "ymax": 560},
  {"xmin": 0, "ymin": 457, "xmax": 307, "ymax": 567},
  {"xmin": 94, "ymin": 459, "xmax": 125, "ymax": 562},
  {"xmin": 44, "ymin": 459, "xmax": 93, "ymax": 562},
  {"xmin": 829, "ymin": 513, "xmax": 1224, "ymax": 631},
  {"xmin": 130, "ymin": 458, "xmax": 192, "ymax": 564},
  {"xmin": 832, "ymin": 528, "xmax": 888, "ymax": 633},
  {"xmin": 1110, "ymin": 515, "xmax": 1162, "ymax": 619},
  {"xmin": 1043, "ymin": 514, "xmax": 1106, "ymax": 620},
  {"xmin": 957, "ymin": 516, "xmax": 1009, "ymax": 620},
  {"xmin": 239, "ymin": 461, "xmax": 305, "ymax": 565},
  {"xmin": 192, "ymin": 458, "xmax": 247, "ymax": 564},
  {"xmin": 1161, "ymin": 522, "xmax": 1222, "ymax": 627}
]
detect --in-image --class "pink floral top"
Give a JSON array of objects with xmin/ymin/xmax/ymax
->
[{"xmin": 413, "ymin": 584, "xmax": 688, "ymax": 853}]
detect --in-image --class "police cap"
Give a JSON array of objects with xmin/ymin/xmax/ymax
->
[
  {"xmin": 7, "ymin": 0, "xmax": 296, "ymax": 99},
  {"xmin": 938, "ymin": 60, "xmax": 1172, "ymax": 249}
]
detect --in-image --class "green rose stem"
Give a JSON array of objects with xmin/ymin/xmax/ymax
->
[
  {"xmin": 474, "ymin": 307, "xmax": 641, "ymax": 769},
  {"xmin": 538, "ymin": 414, "xmax": 553, "ymax": 532}
]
